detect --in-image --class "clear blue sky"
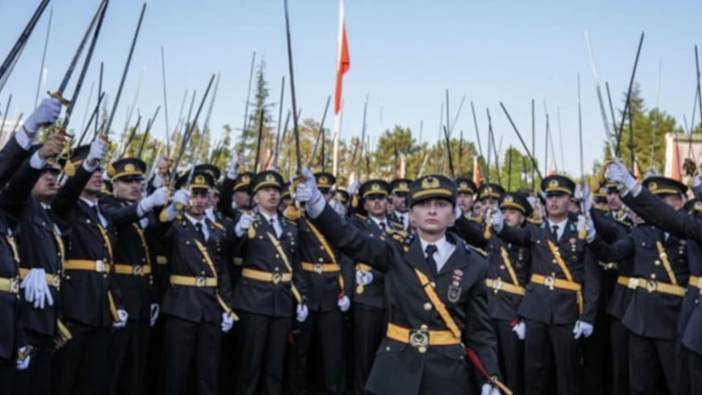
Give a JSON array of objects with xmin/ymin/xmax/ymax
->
[{"xmin": 2, "ymin": 0, "xmax": 701, "ymax": 176}]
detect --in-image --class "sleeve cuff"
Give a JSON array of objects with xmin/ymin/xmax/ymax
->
[
  {"xmin": 305, "ymin": 195, "xmax": 326, "ymax": 219},
  {"xmin": 29, "ymin": 151, "xmax": 47, "ymax": 170},
  {"xmin": 15, "ymin": 129, "xmax": 33, "ymax": 150}
]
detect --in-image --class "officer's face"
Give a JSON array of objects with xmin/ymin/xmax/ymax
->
[
  {"xmin": 392, "ymin": 193, "xmax": 408, "ymax": 212},
  {"xmin": 503, "ymin": 208, "xmax": 525, "ymax": 228},
  {"xmin": 471, "ymin": 200, "xmax": 483, "ymax": 217},
  {"xmin": 545, "ymin": 193, "xmax": 570, "ymax": 218},
  {"xmin": 233, "ymin": 191, "xmax": 251, "ymax": 209},
  {"xmin": 606, "ymin": 191, "xmax": 622, "ymax": 210},
  {"xmin": 113, "ymin": 177, "xmax": 144, "ymax": 202},
  {"xmin": 254, "ymin": 187, "xmax": 280, "ymax": 213},
  {"xmin": 410, "ymin": 198, "xmax": 454, "ymax": 236},
  {"xmin": 457, "ymin": 192, "xmax": 474, "ymax": 213},
  {"xmin": 84, "ymin": 169, "xmax": 103, "ymax": 194},
  {"xmin": 32, "ymin": 170, "xmax": 60, "ymax": 201},
  {"xmin": 364, "ymin": 195, "xmax": 387, "ymax": 218},
  {"xmin": 188, "ymin": 190, "xmax": 209, "ymax": 216},
  {"xmin": 662, "ymin": 194, "xmax": 684, "ymax": 211}
]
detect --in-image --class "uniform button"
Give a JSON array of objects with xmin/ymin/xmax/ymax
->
[
  {"xmin": 552, "ymin": 259, "xmax": 556, "ymax": 264},
  {"xmin": 418, "ymin": 346, "xmax": 427, "ymax": 353},
  {"xmin": 318, "ymin": 258, "xmax": 323, "ymax": 263},
  {"xmin": 654, "ymin": 260, "xmax": 661, "ymax": 266},
  {"xmin": 430, "ymin": 282, "xmax": 436, "ymax": 288},
  {"xmin": 385, "ymin": 346, "xmax": 391, "ymax": 351},
  {"xmin": 275, "ymin": 254, "xmax": 279, "ymax": 258},
  {"xmin": 420, "ymin": 324, "xmax": 428, "ymax": 331},
  {"xmin": 201, "ymin": 270, "xmax": 206, "ymax": 275},
  {"xmin": 651, "ymin": 274, "xmax": 656, "ymax": 279},
  {"xmin": 423, "ymin": 303, "xmax": 432, "ymax": 311},
  {"xmin": 500, "ymin": 265, "xmax": 506, "ymax": 270}
]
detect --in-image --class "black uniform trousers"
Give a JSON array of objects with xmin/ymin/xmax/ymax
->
[
  {"xmin": 233, "ymin": 310, "xmax": 291, "ymax": 395},
  {"xmin": 14, "ymin": 331, "xmax": 54, "ymax": 395},
  {"xmin": 50, "ymin": 321, "xmax": 111, "ymax": 395},
  {"xmin": 493, "ymin": 319, "xmax": 523, "ymax": 395},
  {"xmin": 0, "ymin": 360, "xmax": 16, "ymax": 394},
  {"xmin": 582, "ymin": 311, "xmax": 612, "ymax": 394},
  {"xmin": 524, "ymin": 320, "xmax": 581, "ymax": 395},
  {"xmin": 162, "ymin": 315, "xmax": 221, "ymax": 395},
  {"xmin": 288, "ymin": 310, "xmax": 346, "ymax": 395},
  {"xmin": 609, "ymin": 318, "xmax": 630, "ymax": 395},
  {"xmin": 218, "ymin": 326, "xmax": 239, "ymax": 395},
  {"xmin": 628, "ymin": 333, "xmax": 676, "ymax": 395},
  {"xmin": 689, "ymin": 349, "xmax": 702, "ymax": 393},
  {"xmin": 352, "ymin": 304, "xmax": 385, "ymax": 395},
  {"xmin": 108, "ymin": 320, "xmax": 150, "ymax": 395}
]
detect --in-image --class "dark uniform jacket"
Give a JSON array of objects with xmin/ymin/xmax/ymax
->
[
  {"xmin": 498, "ymin": 218, "xmax": 600, "ymax": 325},
  {"xmin": 155, "ymin": 214, "xmax": 234, "ymax": 323},
  {"xmin": 232, "ymin": 211, "xmax": 307, "ymax": 318},
  {"xmin": 294, "ymin": 214, "xmax": 352, "ymax": 312},
  {"xmin": 52, "ymin": 166, "xmax": 125, "ymax": 328},
  {"xmin": 590, "ymin": 207, "xmax": 634, "ymax": 320},
  {"xmin": 590, "ymin": 212, "xmax": 689, "ymax": 340},
  {"xmin": 313, "ymin": 205, "xmax": 499, "ymax": 395},
  {"xmin": 100, "ymin": 196, "xmax": 159, "ymax": 321},
  {"xmin": 622, "ymin": 188, "xmax": 702, "ymax": 352}
]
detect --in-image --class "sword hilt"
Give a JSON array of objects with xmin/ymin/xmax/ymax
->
[{"xmin": 48, "ymin": 91, "xmax": 71, "ymax": 106}]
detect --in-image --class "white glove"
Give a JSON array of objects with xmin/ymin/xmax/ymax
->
[
  {"xmin": 205, "ymin": 207, "xmax": 216, "ymax": 222},
  {"xmin": 490, "ymin": 208, "xmax": 504, "ymax": 233},
  {"xmin": 23, "ymin": 98, "xmax": 62, "ymax": 137},
  {"xmin": 139, "ymin": 187, "xmax": 169, "ymax": 215},
  {"xmin": 454, "ymin": 204, "xmax": 463, "ymax": 220},
  {"xmin": 347, "ymin": 180, "xmax": 361, "ymax": 196},
  {"xmin": 577, "ymin": 214, "xmax": 596, "ymax": 243},
  {"xmin": 481, "ymin": 383, "xmax": 501, "ymax": 395},
  {"xmin": 337, "ymin": 295, "xmax": 351, "ymax": 312},
  {"xmin": 149, "ymin": 304, "xmax": 160, "ymax": 327},
  {"xmin": 16, "ymin": 346, "xmax": 31, "ymax": 370},
  {"xmin": 295, "ymin": 168, "xmax": 324, "ymax": 217},
  {"xmin": 172, "ymin": 189, "xmax": 189, "ymax": 207},
  {"xmin": 151, "ymin": 173, "xmax": 163, "ymax": 189},
  {"xmin": 581, "ymin": 185, "xmax": 592, "ymax": 214},
  {"xmin": 605, "ymin": 158, "xmax": 638, "ymax": 196},
  {"xmin": 113, "ymin": 309, "xmax": 128, "ymax": 328},
  {"xmin": 225, "ymin": 153, "xmax": 239, "ymax": 180},
  {"xmin": 512, "ymin": 321, "xmax": 526, "ymax": 340},
  {"xmin": 573, "ymin": 320, "xmax": 594, "ymax": 339},
  {"xmin": 83, "ymin": 138, "xmax": 108, "ymax": 171},
  {"xmin": 329, "ymin": 199, "xmax": 346, "ymax": 217},
  {"xmin": 20, "ymin": 268, "xmax": 54, "ymax": 309},
  {"xmin": 296, "ymin": 304, "xmax": 309, "ymax": 322},
  {"xmin": 355, "ymin": 270, "xmax": 374, "ymax": 286},
  {"xmin": 221, "ymin": 312, "xmax": 234, "ymax": 333},
  {"xmin": 234, "ymin": 212, "xmax": 255, "ymax": 238}
]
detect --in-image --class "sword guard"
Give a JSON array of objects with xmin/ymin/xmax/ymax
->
[{"xmin": 48, "ymin": 91, "xmax": 71, "ymax": 106}]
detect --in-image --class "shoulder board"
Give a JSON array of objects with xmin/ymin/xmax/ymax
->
[
  {"xmin": 469, "ymin": 216, "xmax": 483, "ymax": 224},
  {"xmin": 282, "ymin": 217, "xmax": 297, "ymax": 226},
  {"xmin": 616, "ymin": 219, "xmax": 633, "ymax": 228},
  {"xmin": 210, "ymin": 221, "xmax": 225, "ymax": 231},
  {"xmin": 354, "ymin": 213, "xmax": 367, "ymax": 221},
  {"xmin": 468, "ymin": 245, "xmax": 487, "ymax": 257}
]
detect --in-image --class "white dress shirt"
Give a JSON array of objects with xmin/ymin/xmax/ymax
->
[
  {"xmin": 370, "ymin": 216, "xmax": 390, "ymax": 232},
  {"xmin": 80, "ymin": 197, "xmax": 108, "ymax": 227},
  {"xmin": 184, "ymin": 213, "xmax": 210, "ymax": 241},
  {"xmin": 546, "ymin": 217, "xmax": 568, "ymax": 241},
  {"xmin": 260, "ymin": 211, "xmax": 283, "ymax": 238},
  {"xmin": 419, "ymin": 235, "xmax": 455, "ymax": 273}
]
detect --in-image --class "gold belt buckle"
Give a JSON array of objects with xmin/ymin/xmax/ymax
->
[
  {"xmin": 646, "ymin": 280, "xmax": 657, "ymax": 293},
  {"xmin": 544, "ymin": 275, "xmax": 556, "ymax": 291},
  {"xmin": 196, "ymin": 276, "xmax": 206, "ymax": 287},
  {"xmin": 314, "ymin": 263, "xmax": 323, "ymax": 274},
  {"xmin": 409, "ymin": 329, "xmax": 429, "ymax": 351},
  {"xmin": 492, "ymin": 278, "xmax": 502, "ymax": 294},
  {"xmin": 627, "ymin": 278, "xmax": 639, "ymax": 290},
  {"xmin": 132, "ymin": 265, "xmax": 144, "ymax": 276},
  {"xmin": 95, "ymin": 260, "xmax": 106, "ymax": 272},
  {"xmin": 272, "ymin": 272, "xmax": 282, "ymax": 284}
]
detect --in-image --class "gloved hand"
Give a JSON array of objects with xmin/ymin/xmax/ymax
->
[
  {"xmin": 172, "ymin": 189, "xmax": 189, "ymax": 207},
  {"xmin": 512, "ymin": 321, "xmax": 526, "ymax": 340},
  {"xmin": 577, "ymin": 214, "xmax": 596, "ymax": 243},
  {"xmin": 296, "ymin": 304, "xmax": 309, "ymax": 322},
  {"xmin": 149, "ymin": 304, "xmax": 160, "ymax": 327},
  {"xmin": 355, "ymin": 270, "xmax": 374, "ymax": 286},
  {"xmin": 139, "ymin": 187, "xmax": 169, "ymax": 215},
  {"xmin": 234, "ymin": 212, "xmax": 255, "ymax": 238},
  {"xmin": 225, "ymin": 152, "xmax": 239, "ymax": 180},
  {"xmin": 490, "ymin": 208, "xmax": 504, "ymax": 233},
  {"xmin": 83, "ymin": 138, "xmax": 108, "ymax": 171},
  {"xmin": 295, "ymin": 168, "xmax": 324, "ymax": 218},
  {"xmin": 20, "ymin": 269, "xmax": 54, "ymax": 309},
  {"xmin": 23, "ymin": 98, "xmax": 62, "ymax": 138},
  {"xmin": 221, "ymin": 312, "xmax": 234, "ymax": 333},
  {"xmin": 337, "ymin": 295, "xmax": 351, "ymax": 312},
  {"xmin": 16, "ymin": 346, "xmax": 32, "ymax": 370},
  {"xmin": 329, "ymin": 198, "xmax": 346, "ymax": 217},
  {"xmin": 454, "ymin": 204, "xmax": 463, "ymax": 220},
  {"xmin": 205, "ymin": 207, "xmax": 216, "ymax": 222},
  {"xmin": 573, "ymin": 320, "xmax": 594, "ymax": 339},
  {"xmin": 347, "ymin": 180, "xmax": 361, "ymax": 196},
  {"xmin": 113, "ymin": 309, "xmax": 128, "ymax": 328},
  {"xmin": 37, "ymin": 131, "xmax": 68, "ymax": 161},
  {"xmin": 480, "ymin": 383, "xmax": 501, "ymax": 395},
  {"xmin": 605, "ymin": 158, "xmax": 639, "ymax": 196}
]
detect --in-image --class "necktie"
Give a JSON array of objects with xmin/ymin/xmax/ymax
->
[
  {"xmin": 195, "ymin": 222, "xmax": 206, "ymax": 242},
  {"xmin": 270, "ymin": 218, "xmax": 280, "ymax": 238},
  {"xmin": 551, "ymin": 225, "xmax": 559, "ymax": 242},
  {"xmin": 425, "ymin": 244, "xmax": 438, "ymax": 277},
  {"xmin": 379, "ymin": 222, "xmax": 386, "ymax": 232}
]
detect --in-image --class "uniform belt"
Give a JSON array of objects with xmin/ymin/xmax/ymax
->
[
  {"xmin": 690, "ymin": 275, "xmax": 702, "ymax": 290},
  {"xmin": 301, "ymin": 262, "xmax": 341, "ymax": 274},
  {"xmin": 19, "ymin": 268, "xmax": 61, "ymax": 288},
  {"xmin": 386, "ymin": 322, "xmax": 461, "ymax": 350},
  {"xmin": 64, "ymin": 259, "xmax": 111, "ymax": 273},
  {"xmin": 530, "ymin": 274, "xmax": 581, "ymax": 292},
  {"xmin": 169, "ymin": 274, "xmax": 217, "ymax": 287},
  {"xmin": 626, "ymin": 277, "xmax": 685, "ymax": 297},
  {"xmin": 616, "ymin": 276, "xmax": 632, "ymax": 288},
  {"xmin": 113, "ymin": 264, "xmax": 152, "ymax": 276},
  {"xmin": 0, "ymin": 276, "xmax": 19, "ymax": 294},
  {"xmin": 485, "ymin": 278, "xmax": 526, "ymax": 296},
  {"xmin": 241, "ymin": 268, "xmax": 292, "ymax": 284}
]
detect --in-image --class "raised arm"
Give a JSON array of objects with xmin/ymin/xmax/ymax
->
[
  {"xmin": 624, "ymin": 187, "xmax": 702, "ymax": 243},
  {"xmin": 454, "ymin": 216, "xmax": 489, "ymax": 249}
]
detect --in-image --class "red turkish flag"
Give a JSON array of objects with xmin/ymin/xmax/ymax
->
[{"xmin": 334, "ymin": 0, "xmax": 350, "ymax": 115}]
